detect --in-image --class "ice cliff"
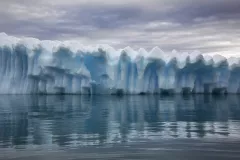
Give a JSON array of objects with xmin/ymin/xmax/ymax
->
[{"xmin": 0, "ymin": 33, "xmax": 240, "ymax": 94}]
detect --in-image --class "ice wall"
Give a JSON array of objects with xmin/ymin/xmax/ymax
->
[{"xmin": 1, "ymin": 33, "xmax": 240, "ymax": 94}]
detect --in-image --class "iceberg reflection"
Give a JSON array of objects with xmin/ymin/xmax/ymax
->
[{"xmin": 0, "ymin": 95, "xmax": 240, "ymax": 149}]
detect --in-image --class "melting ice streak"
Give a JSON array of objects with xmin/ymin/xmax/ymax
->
[{"xmin": 0, "ymin": 33, "xmax": 240, "ymax": 94}]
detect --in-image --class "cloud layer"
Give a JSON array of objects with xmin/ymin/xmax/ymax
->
[{"xmin": 0, "ymin": 0, "xmax": 240, "ymax": 55}]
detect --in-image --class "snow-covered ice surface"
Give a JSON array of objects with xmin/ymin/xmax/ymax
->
[{"xmin": 0, "ymin": 33, "xmax": 240, "ymax": 94}]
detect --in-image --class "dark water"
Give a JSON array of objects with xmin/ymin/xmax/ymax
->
[{"xmin": 1, "ymin": 95, "xmax": 240, "ymax": 159}]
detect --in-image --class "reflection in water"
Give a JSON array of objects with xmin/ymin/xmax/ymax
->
[{"xmin": 1, "ymin": 95, "xmax": 240, "ymax": 149}]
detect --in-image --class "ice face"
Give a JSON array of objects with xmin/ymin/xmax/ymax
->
[{"xmin": 0, "ymin": 33, "xmax": 240, "ymax": 94}]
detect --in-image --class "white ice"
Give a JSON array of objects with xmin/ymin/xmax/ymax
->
[{"xmin": 0, "ymin": 33, "xmax": 240, "ymax": 94}]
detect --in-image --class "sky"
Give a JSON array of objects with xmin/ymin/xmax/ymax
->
[{"xmin": 0, "ymin": 0, "xmax": 240, "ymax": 55}]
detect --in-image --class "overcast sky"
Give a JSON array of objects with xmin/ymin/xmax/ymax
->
[{"xmin": 0, "ymin": 0, "xmax": 240, "ymax": 55}]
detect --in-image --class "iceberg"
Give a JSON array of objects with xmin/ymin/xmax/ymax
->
[{"xmin": 0, "ymin": 33, "xmax": 240, "ymax": 94}]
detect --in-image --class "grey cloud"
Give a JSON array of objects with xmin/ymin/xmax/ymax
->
[
  {"xmin": 0, "ymin": 0, "xmax": 239, "ymax": 55},
  {"xmin": 59, "ymin": 5, "xmax": 143, "ymax": 29},
  {"xmin": 167, "ymin": 0, "xmax": 240, "ymax": 24}
]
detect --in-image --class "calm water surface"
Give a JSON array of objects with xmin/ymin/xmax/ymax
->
[{"xmin": 1, "ymin": 95, "xmax": 240, "ymax": 159}]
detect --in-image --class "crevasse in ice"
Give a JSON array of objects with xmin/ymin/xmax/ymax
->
[{"xmin": 0, "ymin": 33, "xmax": 240, "ymax": 94}]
